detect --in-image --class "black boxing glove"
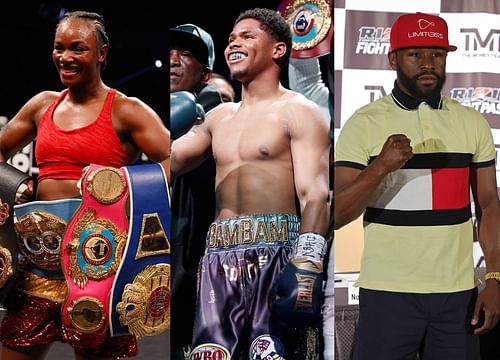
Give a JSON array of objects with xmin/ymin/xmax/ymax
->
[
  {"xmin": 269, "ymin": 232, "xmax": 326, "ymax": 326},
  {"xmin": 170, "ymin": 91, "xmax": 205, "ymax": 140}
]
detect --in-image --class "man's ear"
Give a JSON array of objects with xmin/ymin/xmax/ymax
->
[
  {"xmin": 202, "ymin": 68, "xmax": 213, "ymax": 83},
  {"xmin": 272, "ymin": 41, "xmax": 287, "ymax": 61},
  {"xmin": 388, "ymin": 51, "xmax": 397, "ymax": 70}
]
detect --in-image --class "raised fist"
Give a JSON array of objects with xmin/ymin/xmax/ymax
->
[{"xmin": 373, "ymin": 134, "xmax": 413, "ymax": 174}]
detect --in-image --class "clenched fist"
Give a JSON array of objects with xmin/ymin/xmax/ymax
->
[{"xmin": 372, "ymin": 134, "xmax": 413, "ymax": 175}]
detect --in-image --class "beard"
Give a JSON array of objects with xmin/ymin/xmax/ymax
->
[{"xmin": 397, "ymin": 68, "xmax": 446, "ymax": 101}]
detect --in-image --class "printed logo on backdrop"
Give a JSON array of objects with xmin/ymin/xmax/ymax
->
[
  {"xmin": 460, "ymin": 28, "xmax": 500, "ymax": 58},
  {"xmin": 450, "ymin": 86, "xmax": 500, "ymax": 115},
  {"xmin": 445, "ymin": 73, "xmax": 500, "ymax": 129},
  {"xmin": 365, "ymin": 85, "xmax": 388, "ymax": 103},
  {"xmin": 344, "ymin": 10, "xmax": 397, "ymax": 70},
  {"xmin": 355, "ymin": 26, "xmax": 390, "ymax": 55}
]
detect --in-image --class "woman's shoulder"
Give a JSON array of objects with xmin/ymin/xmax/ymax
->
[
  {"xmin": 30, "ymin": 90, "xmax": 62, "ymax": 106},
  {"xmin": 22, "ymin": 90, "xmax": 62, "ymax": 121},
  {"xmin": 111, "ymin": 89, "xmax": 149, "ymax": 110},
  {"xmin": 110, "ymin": 89, "xmax": 163, "ymax": 130}
]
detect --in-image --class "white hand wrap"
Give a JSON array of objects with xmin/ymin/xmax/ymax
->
[{"xmin": 294, "ymin": 232, "xmax": 327, "ymax": 263}]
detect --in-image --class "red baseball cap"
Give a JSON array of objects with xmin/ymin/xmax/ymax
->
[{"xmin": 390, "ymin": 12, "xmax": 457, "ymax": 52}]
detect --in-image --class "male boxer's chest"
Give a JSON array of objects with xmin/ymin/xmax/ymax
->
[{"xmin": 212, "ymin": 111, "xmax": 291, "ymax": 165}]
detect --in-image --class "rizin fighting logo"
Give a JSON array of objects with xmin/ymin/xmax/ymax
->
[
  {"xmin": 249, "ymin": 335, "xmax": 285, "ymax": 360},
  {"xmin": 450, "ymin": 87, "xmax": 500, "ymax": 115},
  {"xmin": 355, "ymin": 26, "xmax": 391, "ymax": 55}
]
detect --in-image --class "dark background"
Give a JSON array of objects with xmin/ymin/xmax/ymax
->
[
  {"xmin": 0, "ymin": 0, "xmax": 286, "ymax": 125},
  {"xmin": 169, "ymin": 0, "xmax": 286, "ymax": 101},
  {"xmin": 0, "ymin": 0, "xmax": 329, "ymax": 125},
  {"xmin": 0, "ymin": 1, "xmax": 170, "ymax": 123}
]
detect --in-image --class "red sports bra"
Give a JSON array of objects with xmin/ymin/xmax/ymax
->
[{"xmin": 35, "ymin": 88, "xmax": 135, "ymax": 181}]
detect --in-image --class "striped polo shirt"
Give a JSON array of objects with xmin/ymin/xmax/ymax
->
[{"xmin": 335, "ymin": 83, "xmax": 495, "ymax": 293}]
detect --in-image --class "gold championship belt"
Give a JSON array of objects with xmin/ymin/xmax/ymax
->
[
  {"xmin": 110, "ymin": 163, "xmax": 171, "ymax": 338},
  {"xmin": 0, "ymin": 163, "xmax": 31, "ymax": 305},
  {"xmin": 278, "ymin": 0, "xmax": 332, "ymax": 58}
]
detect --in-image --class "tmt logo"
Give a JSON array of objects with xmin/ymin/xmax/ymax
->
[
  {"xmin": 460, "ymin": 28, "xmax": 500, "ymax": 56},
  {"xmin": 364, "ymin": 85, "xmax": 387, "ymax": 103}
]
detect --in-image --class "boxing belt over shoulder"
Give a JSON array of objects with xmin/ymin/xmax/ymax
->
[
  {"xmin": 111, "ymin": 163, "xmax": 171, "ymax": 339},
  {"xmin": 0, "ymin": 162, "xmax": 31, "ymax": 305},
  {"xmin": 278, "ymin": 0, "xmax": 332, "ymax": 58},
  {"xmin": 61, "ymin": 164, "xmax": 129, "ymax": 339}
]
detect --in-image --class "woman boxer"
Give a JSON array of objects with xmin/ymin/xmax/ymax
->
[{"xmin": 0, "ymin": 10, "xmax": 169, "ymax": 360}]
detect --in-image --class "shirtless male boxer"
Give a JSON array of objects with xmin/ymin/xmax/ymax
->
[{"xmin": 171, "ymin": 8, "xmax": 330, "ymax": 360}]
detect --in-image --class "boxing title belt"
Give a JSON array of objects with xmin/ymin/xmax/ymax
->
[
  {"xmin": 111, "ymin": 163, "xmax": 171, "ymax": 338},
  {"xmin": 61, "ymin": 164, "xmax": 129, "ymax": 340},
  {"xmin": 0, "ymin": 163, "xmax": 31, "ymax": 305},
  {"xmin": 278, "ymin": 0, "xmax": 332, "ymax": 58},
  {"xmin": 14, "ymin": 199, "xmax": 81, "ymax": 275}
]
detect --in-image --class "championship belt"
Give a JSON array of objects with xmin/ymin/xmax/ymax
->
[
  {"xmin": 14, "ymin": 199, "xmax": 81, "ymax": 273},
  {"xmin": 111, "ymin": 163, "xmax": 171, "ymax": 339},
  {"xmin": 61, "ymin": 164, "xmax": 129, "ymax": 338},
  {"xmin": 278, "ymin": 0, "xmax": 332, "ymax": 58},
  {"xmin": 0, "ymin": 163, "xmax": 31, "ymax": 305}
]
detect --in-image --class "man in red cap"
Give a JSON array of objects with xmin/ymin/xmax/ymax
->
[{"xmin": 334, "ymin": 12, "xmax": 500, "ymax": 360}]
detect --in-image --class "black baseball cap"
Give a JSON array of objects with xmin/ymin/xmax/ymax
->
[{"xmin": 170, "ymin": 24, "xmax": 215, "ymax": 70}]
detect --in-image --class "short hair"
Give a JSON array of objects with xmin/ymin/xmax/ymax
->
[
  {"xmin": 235, "ymin": 8, "xmax": 292, "ymax": 67},
  {"xmin": 57, "ymin": 11, "xmax": 109, "ymax": 69}
]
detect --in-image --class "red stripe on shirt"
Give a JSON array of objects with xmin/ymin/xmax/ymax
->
[{"xmin": 432, "ymin": 168, "xmax": 470, "ymax": 210}]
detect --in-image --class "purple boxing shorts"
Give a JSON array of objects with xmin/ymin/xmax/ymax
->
[{"xmin": 190, "ymin": 213, "xmax": 320, "ymax": 360}]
